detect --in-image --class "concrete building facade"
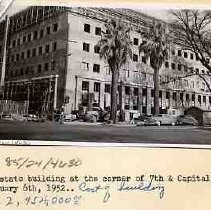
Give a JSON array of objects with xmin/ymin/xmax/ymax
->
[{"xmin": 0, "ymin": 6, "xmax": 211, "ymax": 117}]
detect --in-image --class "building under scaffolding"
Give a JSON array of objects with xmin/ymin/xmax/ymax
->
[
  {"xmin": 0, "ymin": 6, "xmax": 67, "ymax": 115},
  {"xmin": 3, "ymin": 75, "xmax": 58, "ymax": 114}
]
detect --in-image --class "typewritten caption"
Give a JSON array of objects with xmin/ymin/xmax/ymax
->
[{"xmin": 0, "ymin": 156, "xmax": 210, "ymax": 207}]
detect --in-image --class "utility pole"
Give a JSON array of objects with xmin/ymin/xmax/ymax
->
[{"xmin": 0, "ymin": 15, "xmax": 9, "ymax": 97}]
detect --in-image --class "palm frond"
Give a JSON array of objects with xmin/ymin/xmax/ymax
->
[
  {"xmin": 139, "ymin": 21, "xmax": 170, "ymax": 70},
  {"xmin": 98, "ymin": 18, "xmax": 133, "ymax": 72}
]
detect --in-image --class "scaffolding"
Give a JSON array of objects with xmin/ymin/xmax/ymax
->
[{"xmin": 2, "ymin": 74, "xmax": 58, "ymax": 115}]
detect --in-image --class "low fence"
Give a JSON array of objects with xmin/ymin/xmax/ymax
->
[{"xmin": 0, "ymin": 100, "xmax": 28, "ymax": 115}]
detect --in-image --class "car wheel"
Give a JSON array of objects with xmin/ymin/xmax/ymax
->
[
  {"xmin": 171, "ymin": 122, "xmax": 176, "ymax": 126},
  {"xmin": 91, "ymin": 115, "xmax": 97, "ymax": 123}
]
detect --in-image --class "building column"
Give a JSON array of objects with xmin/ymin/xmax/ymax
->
[
  {"xmin": 202, "ymin": 95, "xmax": 207, "ymax": 110},
  {"xmin": 206, "ymin": 95, "xmax": 209, "ymax": 109},
  {"xmin": 169, "ymin": 91, "xmax": 173, "ymax": 109},
  {"xmin": 199, "ymin": 94, "xmax": 202, "ymax": 108},
  {"xmin": 195, "ymin": 94, "xmax": 198, "ymax": 107},
  {"xmin": 88, "ymin": 81, "xmax": 94, "ymax": 110},
  {"xmin": 189, "ymin": 93, "xmax": 193, "ymax": 107},
  {"xmin": 74, "ymin": 76, "xmax": 81, "ymax": 110},
  {"xmin": 13, "ymin": 83, "xmax": 18, "ymax": 101},
  {"xmin": 176, "ymin": 91, "xmax": 180, "ymax": 108},
  {"xmin": 5, "ymin": 83, "xmax": 9, "ymax": 101},
  {"xmin": 209, "ymin": 96, "xmax": 211, "ymax": 109},
  {"xmin": 26, "ymin": 82, "xmax": 30, "ymax": 114},
  {"xmin": 146, "ymin": 87, "xmax": 151, "ymax": 115},
  {"xmin": 53, "ymin": 75, "xmax": 58, "ymax": 110},
  {"xmin": 122, "ymin": 85, "xmax": 125, "ymax": 111},
  {"xmin": 138, "ymin": 86, "xmax": 143, "ymax": 114},
  {"xmin": 129, "ymin": 86, "xmax": 134, "ymax": 110},
  {"xmin": 192, "ymin": 93, "xmax": 196, "ymax": 107},
  {"xmin": 178, "ymin": 92, "xmax": 182, "ymax": 108},
  {"xmin": 183, "ymin": 92, "xmax": 187, "ymax": 109},
  {"xmin": 161, "ymin": 90, "xmax": 166, "ymax": 110},
  {"xmin": 100, "ymin": 82, "xmax": 105, "ymax": 108},
  {"xmin": 10, "ymin": 83, "xmax": 14, "ymax": 101}
]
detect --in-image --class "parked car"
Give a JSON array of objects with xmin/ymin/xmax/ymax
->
[
  {"xmin": 136, "ymin": 115, "xmax": 160, "ymax": 126},
  {"xmin": 84, "ymin": 107, "xmax": 102, "ymax": 122},
  {"xmin": 12, "ymin": 114, "xmax": 28, "ymax": 122},
  {"xmin": 153, "ymin": 114, "xmax": 177, "ymax": 126},
  {"xmin": 1, "ymin": 114, "xmax": 14, "ymax": 121},
  {"xmin": 176, "ymin": 115, "xmax": 199, "ymax": 125},
  {"xmin": 64, "ymin": 113, "xmax": 77, "ymax": 122},
  {"xmin": 82, "ymin": 107, "xmax": 110, "ymax": 123},
  {"xmin": 134, "ymin": 114, "xmax": 152, "ymax": 125},
  {"xmin": 22, "ymin": 114, "xmax": 39, "ymax": 122}
]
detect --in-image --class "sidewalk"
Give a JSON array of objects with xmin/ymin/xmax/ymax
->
[
  {"xmin": 198, "ymin": 125, "xmax": 211, "ymax": 130},
  {"xmin": 63, "ymin": 120, "xmax": 136, "ymax": 127},
  {"xmin": 63, "ymin": 121, "xmax": 103, "ymax": 126}
]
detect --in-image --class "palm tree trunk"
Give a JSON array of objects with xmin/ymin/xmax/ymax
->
[
  {"xmin": 119, "ymin": 80, "xmax": 124, "ymax": 122},
  {"xmin": 110, "ymin": 68, "xmax": 118, "ymax": 123},
  {"xmin": 154, "ymin": 68, "xmax": 160, "ymax": 115}
]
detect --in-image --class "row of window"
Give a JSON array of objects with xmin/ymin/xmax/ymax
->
[
  {"xmin": 148, "ymin": 90, "xmax": 209, "ymax": 103},
  {"xmin": 84, "ymin": 23, "xmax": 101, "ymax": 36},
  {"xmin": 81, "ymin": 80, "xmax": 211, "ymax": 104},
  {"xmin": 173, "ymin": 49, "xmax": 195, "ymax": 60},
  {"xmin": 182, "ymin": 79, "xmax": 207, "ymax": 90},
  {"xmin": 84, "ymin": 23, "xmax": 140, "ymax": 47},
  {"xmin": 11, "ymin": 23, "xmax": 58, "ymax": 48},
  {"xmin": 83, "ymin": 42, "xmax": 100, "ymax": 53},
  {"xmin": 83, "ymin": 23, "xmax": 209, "ymax": 66},
  {"xmin": 10, "ymin": 42, "xmax": 57, "ymax": 62},
  {"xmin": 82, "ymin": 43, "xmax": 146, "ymax": 64},
  {"xmin": 82, "ymin": 81, "xmax": 139, "ymax": 95},
  {"xmin": 173, "ymin": 49, "xmax": 210, "ymax": 63},
  {"xmin": 82, "ymin": 81, "xmax": 102, "ymax": 92},
  {"xmin": 81, "ymin": 60, "xmax": 210, "ymax": 87},
  {"xmin": 82, "ymin": 62, "xmax": 111, "ymax": 75},
  {"xmin": 149, "ymin": 89, "xmax": 210, "ymax": 104},
  {"xmin": 165, "ymin": 61, "xmax": 210, "ymax": 74},
  {"xmin": 82, "ymin": 41, "xmax": 211, "ymax": 74},
  {"xmin": 163, "ymin": 75, "xmax": 206, "ymax": 90},
  {"xmin": 82, "ymin": 62, "xmax": 101, "ymax": 73},
  {"xmin": 83, "ymin": 23, "xmax": 208, "ymax": 65},
  {"xmin": 9, "ymin": 62, "xmax": 56, "ymax": 77}
]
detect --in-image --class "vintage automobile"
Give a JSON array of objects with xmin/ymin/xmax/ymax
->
[
  {"xmin": 153, "ymin": 114, "xmax": 177, "ymax": 126},
  {"xmin": 82, "ymin": 107, "xmax": 110, "ymax": 123},
  {"xmin": 176, "ymin": 115, "xmax": 199, "ymax": 125},
  {"xmin": 136, "ymin": 115, "xmax": 161, "ymax": 126},
  {"xmin": 0, "ymin": 114, "xmax": 14, "ymax": 121}
]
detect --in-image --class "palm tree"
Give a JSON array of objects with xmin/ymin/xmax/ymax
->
[
  {"xmin": 98, "ymin": 18, "xmax": 132, "ymax": 123},
  {"xmin": 139, "ymin": 21, "xmax": 170, "ymax": 115}
]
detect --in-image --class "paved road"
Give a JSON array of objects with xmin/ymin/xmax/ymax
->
[{"xmin": 0, "ymin": 121, "xmax": 210, "ymax": 144}]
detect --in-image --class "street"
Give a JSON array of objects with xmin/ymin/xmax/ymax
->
[{"xmin": 0, "ymin": 121, "xmax": 211, "ymax": 144}]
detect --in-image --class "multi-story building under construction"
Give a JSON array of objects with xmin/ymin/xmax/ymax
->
[{"xmin": 0, "ymin": 6, "xmax": 211, "ymax": 119}]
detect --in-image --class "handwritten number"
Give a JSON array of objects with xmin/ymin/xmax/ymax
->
[
  {"xmin": 5, "ymin": 157, "xmax": 82, "ymax": 169},
  {"xmin": 5, "ymin": 196, "xmax": 13, "ymax": 206}
]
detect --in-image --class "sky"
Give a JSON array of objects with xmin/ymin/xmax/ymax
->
[{"xmin": 0, "ymin": 0, "xmax": 171, "ymax": 21}]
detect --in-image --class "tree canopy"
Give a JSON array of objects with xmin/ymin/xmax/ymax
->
[
  {"xmin": 139, "ymin": 21, "xmax": 170, "ymax": 71},
  {"xmin": 171, "ymin": 10, "xmax": 211, "ymax": 73},
  {"xmin": 98, "ymin": 18, "xmax": 132, "ymax": 73}
]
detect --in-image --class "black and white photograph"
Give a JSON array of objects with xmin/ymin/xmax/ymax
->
[{"xmin": 0, "ymin": 0, "xmax": 211, "ymax": 144}]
